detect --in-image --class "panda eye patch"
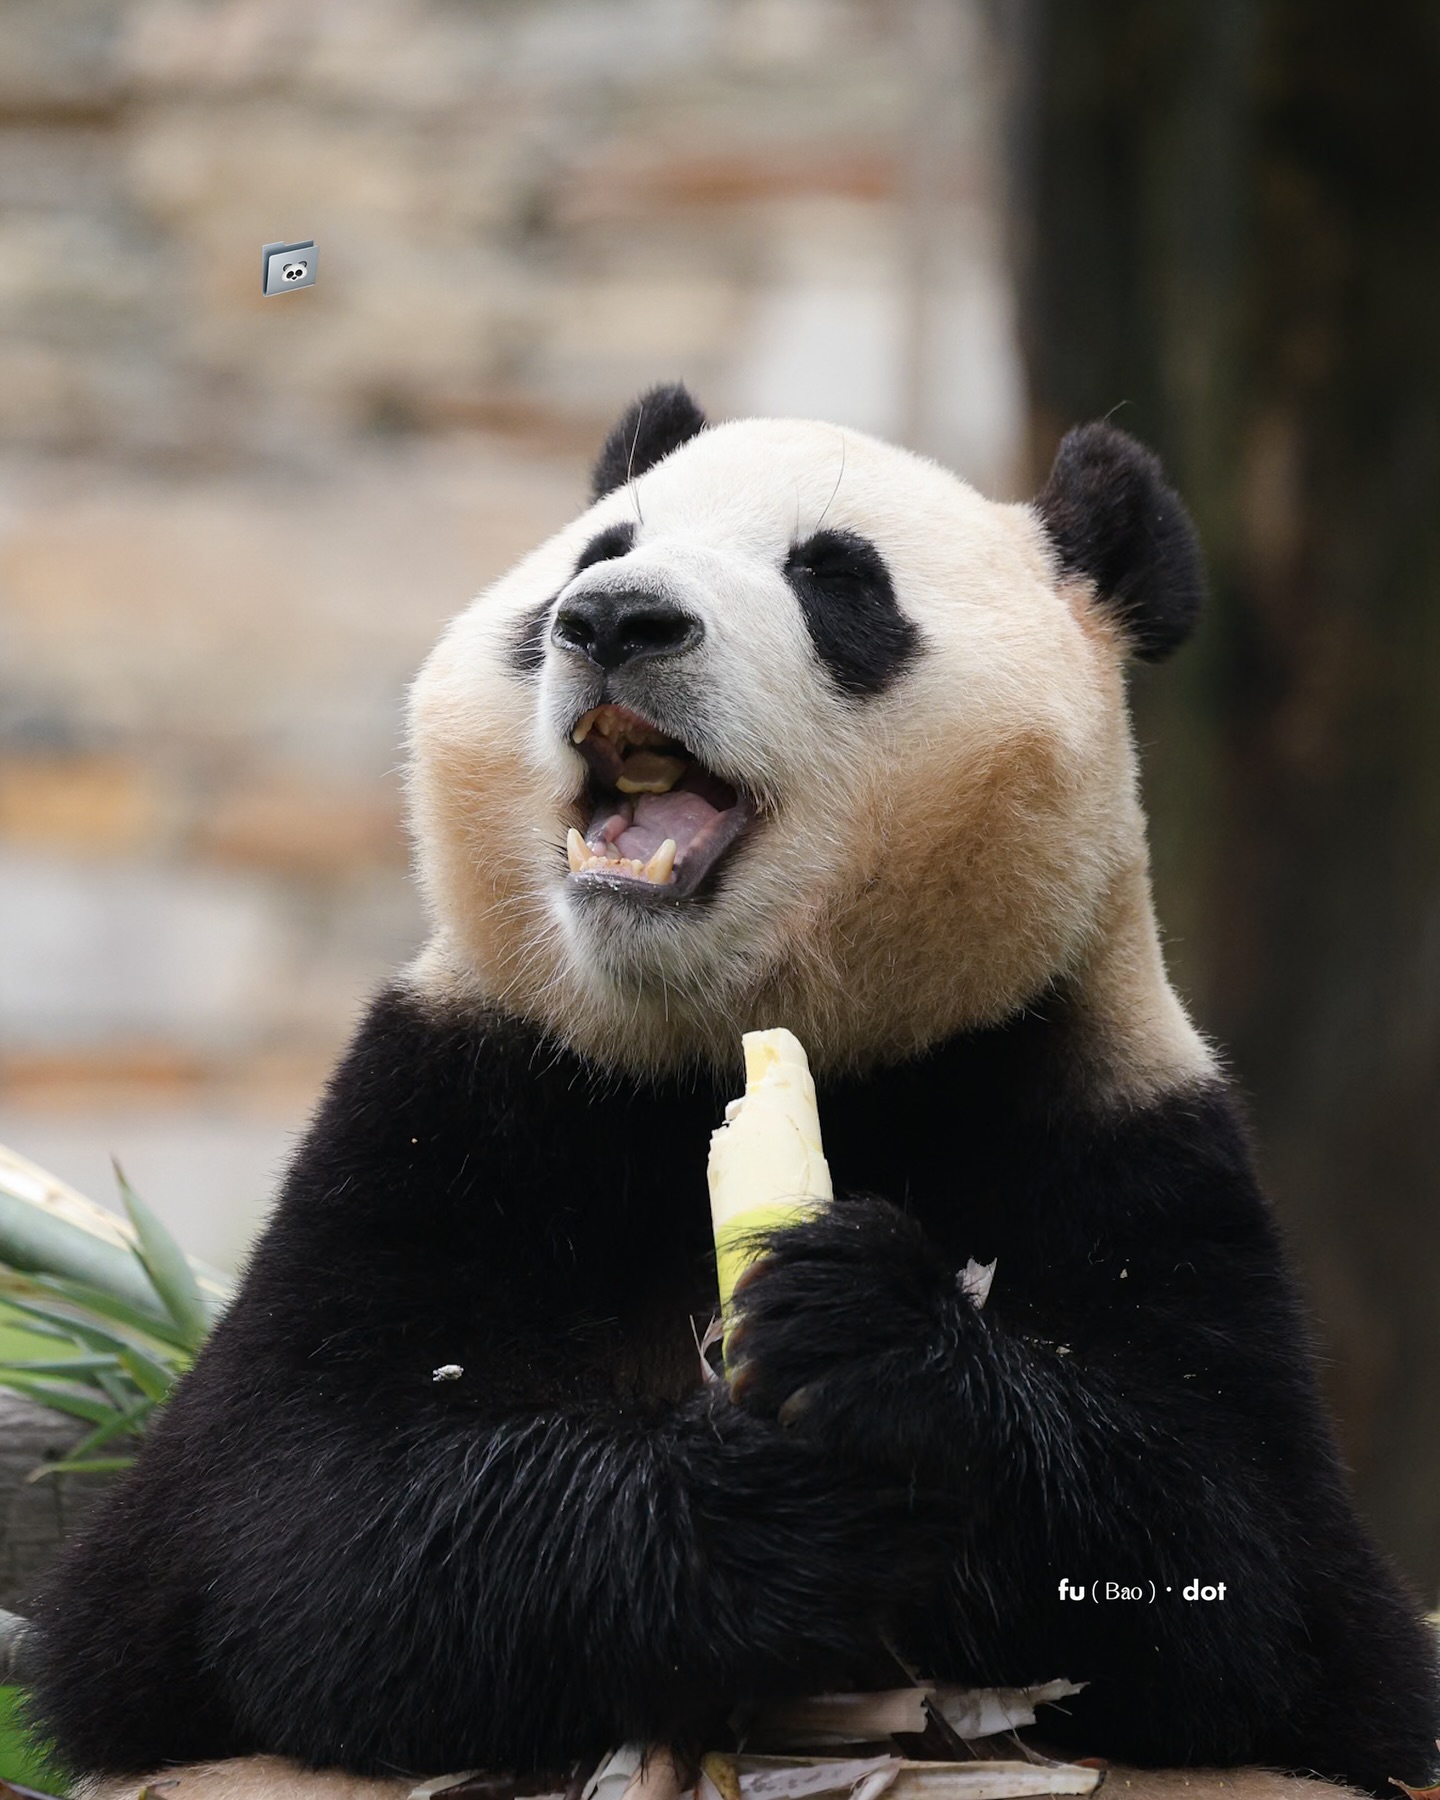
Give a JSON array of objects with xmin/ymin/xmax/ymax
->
[
  {"xmin": 783, "ymin": 528, "xmax": 920, "ymax": 699},
  {"xmin": 574, "ymin": 521, "xmax": 636, "ymax": 574}
]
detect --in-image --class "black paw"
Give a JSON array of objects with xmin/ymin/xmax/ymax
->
[{"xmin": 725, "ymin": 1197, "xmax": 977, "ymax": 1465}]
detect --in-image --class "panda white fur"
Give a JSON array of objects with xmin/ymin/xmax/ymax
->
[{"xmin": 27, "ymin": 388, "xmax": 1439, "ymax": 1799}]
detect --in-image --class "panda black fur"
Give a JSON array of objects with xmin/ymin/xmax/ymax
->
[{"xmin": 27, "ymin": 389, "xmax": 1438, "ymax": 1797}]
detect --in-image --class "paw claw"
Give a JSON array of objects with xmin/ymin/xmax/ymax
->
[
  {"xmin": 727, "ymin": 1358, "xmax": 755, "ymax": 1401},
  {"xmin": 777, "ymin": 1385, "xmax": 814, "ymax": 1427},
  {"xmin": 731, "ymin": 1258, "xmax": 772, "ymax": 1297}
]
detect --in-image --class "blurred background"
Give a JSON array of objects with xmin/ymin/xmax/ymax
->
[{"xmin": 0, "ymin": 0, "xmax": 1436, "ymax": 1594}]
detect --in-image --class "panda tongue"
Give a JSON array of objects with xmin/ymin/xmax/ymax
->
[{"xmin": 607, "ymin": 790, "xmax": 720, "ymax": 864}]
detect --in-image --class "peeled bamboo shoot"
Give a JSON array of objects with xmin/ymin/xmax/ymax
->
[{"xmin": 707, "ymin": 1028, "xmax": 832, "ymax": 1313}]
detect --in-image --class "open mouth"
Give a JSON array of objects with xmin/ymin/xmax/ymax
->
[{"xmin": 566, "ymin": 703, "xmax": 754, "ymax": 898}]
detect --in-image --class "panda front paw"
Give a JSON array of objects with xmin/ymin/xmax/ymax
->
[{"xmin": 726, "ymin": 1197, "xmax": 978, "ymax": 1470}]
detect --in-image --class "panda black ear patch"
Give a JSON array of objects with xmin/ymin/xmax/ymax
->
[
  {"xmin": 1035, "ymin": 423, "xmax": 1205, "ymax": 663},
  {"xmin": 590, "ymin": 383, "xmax": 707, "ymax": 502}
]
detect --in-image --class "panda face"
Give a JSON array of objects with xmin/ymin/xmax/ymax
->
[
  {"xmin": 407, "ymin": 408, "xmax": 1194, "ymax": 1079},
  {"xmin": 538, "ymin": 432, "xmax": 926, "ymax": 917}
]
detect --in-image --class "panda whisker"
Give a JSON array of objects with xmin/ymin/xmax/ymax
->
[
  {"xmin": 812, "ymin": 430, "xmax": 847, "ymax": 535},
  {"xmin": 624, "ymin": 398, "xmax": 646, "ymax": 526}
]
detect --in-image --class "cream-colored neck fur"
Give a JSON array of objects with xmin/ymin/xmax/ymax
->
[
  {"xmin": 1050, "ymin": 856, "xmax": 1217, "ymax": 1106},
  {"xmin": 404, "ymin": 849, "xmax": 1214, "ymax": 1106}
]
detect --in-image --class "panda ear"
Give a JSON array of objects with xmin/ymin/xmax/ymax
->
[
  {"xmin": 1034, "ymin": 423, "xmax": 1205, "ymax": 663},
  {"xmin": 590, "ymin": 383, "xmax": 707, "ymax": 502}
]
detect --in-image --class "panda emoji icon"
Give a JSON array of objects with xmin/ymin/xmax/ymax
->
[
  {"xmin": 28, "ymin": 387, "xmax": 1440, "ymax": 1800},
  {"xmin": 262, "ymin": 238, "xmax": 317, "ymax": 295}
]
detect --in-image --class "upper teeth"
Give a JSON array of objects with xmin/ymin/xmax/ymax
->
[{"xmin": 571, "ymin": 705, "xmax": 675, "ymax": 752}]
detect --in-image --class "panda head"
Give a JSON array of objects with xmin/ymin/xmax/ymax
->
[{"xmin": 407, "ymin": 384, "xmax": 1213, "ymax": 1090}]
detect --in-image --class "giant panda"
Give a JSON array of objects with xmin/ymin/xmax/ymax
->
[{"xmin": 25, "ymin": 387, "xmax": 1439, "ymax": 1800}]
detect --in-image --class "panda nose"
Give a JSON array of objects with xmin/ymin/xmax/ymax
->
[{"xmin": 550, "ymin": 590, "xmax": 703, "ymax": 671}]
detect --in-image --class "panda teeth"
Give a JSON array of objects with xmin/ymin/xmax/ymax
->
[
  {"xmin": 645, "ymin": 838, "xmax": 677, "ymax": 884},
  {"xmin": 565, "ymin": 826, "xmax": 677, "ymax": 886},
  {"xmin": 616, "ymin": 752, "xmax": 687, "ymax": 795},
  {"xmin": 571, "ymin": 704, "xmax": 675, "ymax": 754}
]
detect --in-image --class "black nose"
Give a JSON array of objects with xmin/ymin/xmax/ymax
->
[{"xmin": 550, "ymin": 590, "xmax": 702, "ymax": 671}]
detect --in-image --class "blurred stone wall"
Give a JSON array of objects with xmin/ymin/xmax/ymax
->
[{"xmin": 0, "ymin": 0, "xmax": 1020, "ymax": 1264}]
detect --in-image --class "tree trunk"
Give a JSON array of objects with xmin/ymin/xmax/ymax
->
[
  {"xmin": 1010, "ymin": 0, "xmax": 1440, "ymax": 1594},
  {"xmin": 0, "ymin": 1390, "xmax": 108, "ymax": 1611}
]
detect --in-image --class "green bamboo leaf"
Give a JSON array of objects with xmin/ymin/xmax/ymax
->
[
  {"xmin": 0, "ymin": 1278, "xmax": 187, "ymax": 1359},
  {"xmin": 2, "ymin": 1295, "xmax": 184, "ymax": 1417},
  {"xmin": 1, "ymin": 1142, "xmax": 233, "ymax": 1324},
  {"xmin": 116, "ymin": 1337, "xmax": 180, "ymax": 1397},
  {"xmin": 113, "ymin": 1163, "xmax": 208, "ymax": 1352},
  {"xmin": 0, "ymin": 1305, "xmax": 70, "ymax": 1344},
  {"xmin": 0, "ymin": 1181, "xmax": 173, "ymax": 1327},
  {"xmin": 93, "ymin": 1366, "xmax": 136, "ymax": 1410},
  {"xmin": 117, "ymin": 1348, "xmax": 175, "ymax": 1404},
  {"xmin": 0, "ymin": 1355, "xmax": 121, "ymax": 1377},
  {"xmin": 54, "ymin": 1399, "xmax": 154, "ymax": 1462},
  {"xmin": 29, "ymin": 1454, "xmax": 135, "ymax": 1480},
  {"xmin": 1, "ymin": 1271, "xmax": 192, "ymax": 1353},
  {"xmin": 0, "ymin": 1374, "xmax": 119, "ymax": 1425},
  {"xmin": 12, "ymin": 1285, "xmax": 185, "ymax": 1398}
]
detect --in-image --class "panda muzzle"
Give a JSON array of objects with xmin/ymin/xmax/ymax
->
[{"xmin": 566, "ymin": 703, "xmax": 754, "ymax": 895}]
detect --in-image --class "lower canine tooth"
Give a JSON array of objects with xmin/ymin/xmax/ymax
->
[
  {"xmin": 566, "ymin": 828, "xmax": 587, "ymax": 873},
  {"xmin": 644, "ymin": 838, "xmax": 677, "ymax": 885}
]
